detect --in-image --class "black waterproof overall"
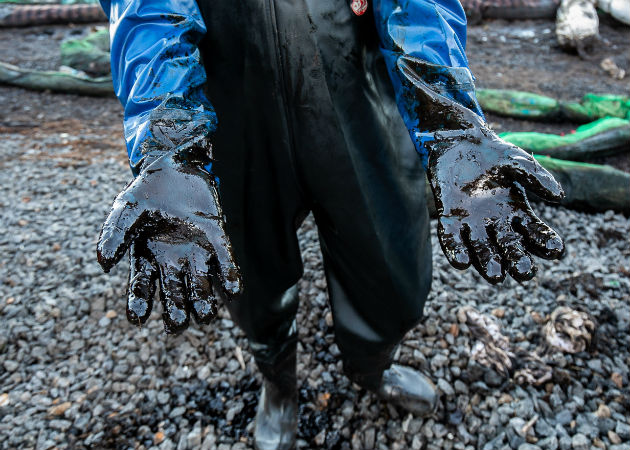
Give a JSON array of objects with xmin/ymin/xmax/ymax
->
[{"xmin": 195, "ymin": 0, "xmax": 432, "ymax": 389}]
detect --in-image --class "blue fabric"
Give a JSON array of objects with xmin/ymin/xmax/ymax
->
[
  {"xmin": 373, "ymin": 0, "xmax": 485, "ymax": 167},
  {"xmin": 101, "ymin": 0, "xmax": 484, "ymax": 172},
  {"xmin": 100, "ymin": 0, "xmax": 216, "ymax": 174}
]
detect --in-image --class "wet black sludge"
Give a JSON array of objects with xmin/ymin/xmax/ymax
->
[
  {"xmin": 397, "ymin": 58, "xmax": 566, "ymax": 284},
  {"xmin": 96, "ymin": 135, "xmax": 243, "ymax": 333}
]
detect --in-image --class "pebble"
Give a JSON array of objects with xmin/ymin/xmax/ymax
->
[
  {"xmin": 515, "ymin": 398, "xmax": 535, "ymax": 418},
  {"xmin": 438, "ymin": 379, "xmax": 455, "ymax": 396},
  {"xmin": 158, "ymin": 392, "xmax": 170, "ymax": 404},
  {"xmin": 3, "ymin": 361, "xmax": 19, "ymax": 372},
  {"xmin": 570, "ymin": 433, "xmax": 589, "ymax": 450},
  {"xmin": 518, "ymin": 444, "xmax": 541, "ymax": 450},
  {"xmin": 609, "ymin": 430, "xmax": 622, "ymax": 445},
  {"xmin": 169, "ymin": 406, "xmax": 186, "ymax": 418},
  {"xmin": 559, "ymin": 435, "xmax": 572, "ymax": 450},
  {"xmin": 610, "ymin": 445, "xmax": 630, "ymax": 450},
  {"xmin": 538, "ymin": 436, "xmax": 558, "ymax": 450},
  {"xmin": 615, "ymin": 421, "xmax": 630, "ymax": 441},
  {"xmin": 535, "ymin": 418, "xmax": 554, "ymax": 437},
  {"xmin": 454, "ymin": 380, "xmax": 468, "ymax": 394},
  {"xmin": 556, "ymin": 410, "xmax": 573, "ymax": 425}
]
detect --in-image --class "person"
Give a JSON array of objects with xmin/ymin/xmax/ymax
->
[{"xmin": 96, "ymin": 1, "xmax": 565, "ymax": 448}]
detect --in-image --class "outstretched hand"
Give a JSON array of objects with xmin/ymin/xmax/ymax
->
[
  {"xmin": 97, "ymin": 152, "xmax": 242, "ymax": 333},
  {"xmin": 428, "ymin": 132, "xmax": 565, "ymax": 283},
  {"xmin": 401, "ymin": 59, "xmax": 565, "ymax": 283}
]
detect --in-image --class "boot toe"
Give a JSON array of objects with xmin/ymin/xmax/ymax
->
[{"xmin": 378, "ymin": 364, "xmax": 438, "ymax": 417}]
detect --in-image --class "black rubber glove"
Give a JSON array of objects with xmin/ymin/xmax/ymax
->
[
  {"xmin": 97, "ymin": 108, "xmax": 242, "ymax": 333},
  {"xmin": 400, "ymin": 57, "xmax": 565, "ymax": 284}
]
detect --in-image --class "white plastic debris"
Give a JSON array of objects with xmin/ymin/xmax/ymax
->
[
  {"xmin": 556, "ymin": 0, "xmax": 599, "ymax": 54},
  {"xmin": 598, "ymin": 0, "xmax": 630, "ymax": 25},
  {"xmin": 543, "ymin": 306, "xmax": 596, "ymax": 353},
  {"xmin": 600, "ymin": 57, "xmax": 626, "ymax": 79}
]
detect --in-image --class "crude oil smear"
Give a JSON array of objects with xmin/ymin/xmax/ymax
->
[
  {"xmin": 87, "ymin": 377, "xmax": 260, "ymax": 449},
  {"xmin": 97, "ymin": 139, "xmax": 242, "ymax": 334},
  {"xmin": 297, "ymin": 382, "xmax": 360, "ymax": 449},
  {"xmin": 96, "ymin": 409, "xmax": 163, "ymax": 449},
  {"xmin": 396, "ymin": 57, "xmax": 565, "ymax": 284},
  {"xmin": 186, "ymin": 377, "xmax": 260, "ymax": 441}
]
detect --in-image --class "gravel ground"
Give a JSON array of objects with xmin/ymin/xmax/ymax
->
[
  {"xmin": 0, "ymin": 118, "xmax": 629, "ymax": 450},
  {"xmin": 0, "ymin": 15, "xmax": 629, "ymax": 450}
]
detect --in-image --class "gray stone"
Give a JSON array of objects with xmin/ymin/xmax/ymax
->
[
  {"xmin": 535, "ymin": 418, "xmax": 555, "ymax": 437},
  {"xmin": 187, "ymin": 426, "xmax": 202, "ymax": 448},
  {"xmin": 517, "ymin": 444, "xmax": 541, "ymax": 450},
  {"xmin": 555, "ymin": 424, "xmax": 570, "ymax": 438},
  {"xmin": 483, "ymin": 432, "xmax": 506, "ymax": 450},
  {"xmin": 431, "ymin": 354, "xmax": 449, "ymax": 370},
  {"xmin": 157, "ymin": 392, "xmax": 170, "ymax": 405},
  {"xmin": 169, "ymin": 406, "xmax": 186, "ymax": 418},
  {"xmin": 559, "ymin": 435, "xmax": 572, "ymax": 450},
  {"xmin": 570, "ymin": 433, "xmax": 589, "ymax": 450},
  {"xmin": 616, "ymin": 421, "xmax": 630, "ymax": 441},
  {"xmin": 363, "ymin": 428, "xmax": 375, "ymax": 449},
  {"xmin": 586, "ymin": 359, "xmax": 603, "ymax": 373},
  {"xmin": 550, "ymin": 393, "xmax": 564, "ymax": 410},
  {"xmin": 556, "ymin": 410, "xmax": 573, "ymax": 426},
  {"xmin": 537, "ymin": 436, "xmax": 558, "ymax": 450},
  {"xmin": 515, "ymin": 398, "xmax": 535, "ymax": 418},
  {"xmin": 437, "ymin": 379, "xmax": 455, "ymax": 396},
  {"xmin": 610, "ymin": 445, "xmax": 630, "ymax": 450},
  {"xmin": 509, "ymin": 417, "xmax": 527, "ymax": 435},
  {"xmin": 160, "ymin": 439, "xmax": 176, "ymax": 450},
  {"xmin": 3, "ymin": 360, "xmax": 19, "ymax": 372},
  {"xmin": 454, "ymin": 380, "xmax": 468, "ymax": 394},
  {"xmin": 433, "ymin": 423, "xmax": 448, "ymax": 439},
  {"xmin": 48, "ymin": 420, "xmax": 72, "ymax": 431},
  {"xmin": 598, "ymin": 417, "xmax": 616, "ymax": 433},
  {"xmin": 176, "ymin": 433, "xmax": 189, "ymax": 450},
  {"xmin": 484, "ymin": 370, "xmax": 504, "ymax": 387},
  {"xmin": 314, "ymin": 430, "xmax": 326, "ymax": 446},
  {"xmin": 507, "ymin": 430, "xmax": 525, "ymax": 450},
  {"xmin": 73, "ymin": 413, "xmax": 91, "ymax": 430},
  {"xmin": 576, "ymin": 422, "xmax": 598, "ymax": 439}
]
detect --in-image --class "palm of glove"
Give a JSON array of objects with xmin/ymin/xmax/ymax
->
[
  {"xmin": 407, "ymin": 72, "xmax": 565, "ymax": 284},
  {"xmin": 97, "ymin": 153, "xmax": 242, "ymax": 333},
  {"xmin": 428, "ymin": 127, "xmax": 565, "ymax": 284}
]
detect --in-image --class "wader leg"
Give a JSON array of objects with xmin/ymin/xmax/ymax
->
[{"xmin": 227, "ymin": 285, "xmax": 299, "ymax": 388}]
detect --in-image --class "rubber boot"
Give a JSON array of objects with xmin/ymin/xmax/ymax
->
[
  {"xmin": 253, "ymin": 342, "xmax": 298, "ymax": 450},
  {"xmin": 376, "ymin": 364, "xmax": 438, "ymax": 417}
]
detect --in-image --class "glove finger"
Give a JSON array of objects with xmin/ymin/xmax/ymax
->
[
  {"xmin": 437, "ymin": 217, "xmax": 471, "ymax": 269},
  {"xmin": 463, "ymin": 223, "xmax": 505, "ymax": 284},
  {"xmin": 97, "ymin": 194, "xmax": 144, "ymax": 272},
  {"xmin": 155, "ymin": 253, "xmax": 190, "ymax": 334},
  {"xmin": 126, "ymin": 245, "xmax": 157, "ymax": 326},
  {"xmin": 502, "ymin": 152, "xmax": 564, "ymax": 202},
  {"xmin": 513, "ymin": 211, "xmax": 564, "ymax": 260},
  {"xmin": 493, "ymin": 222, "xmax": 536, "ymax": 282},
  {"xmin": 186, "ymin": 247, "xmax": 218, "ymax": 325},
  {"xmin": 196, "ymin": 217, "xmax": 243, "ymax": 299}
]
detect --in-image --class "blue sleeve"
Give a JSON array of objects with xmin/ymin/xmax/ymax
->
[
  {"xmin": 100, "ymin": 0, "xmax": 216, "ymax": 174},
  {"xmin": 372, "ymin": 0, "xmax": 485, "ymax": 167}
]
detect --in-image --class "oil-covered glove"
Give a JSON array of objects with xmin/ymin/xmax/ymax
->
[
  {"xmin": 399, "ymin": 57, "xmax": 565, "ymax": 284},
  {"xmin": 97, "ymin": 106, "xmax": 242, "ymax": 334}
]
